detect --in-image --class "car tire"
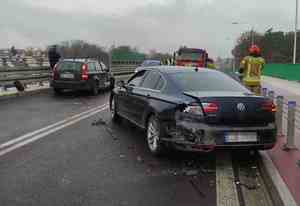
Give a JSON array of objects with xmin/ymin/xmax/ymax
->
[
  {"xmin": 91, "ymin": 82, "xmax": 99, "ymax": 96},
  {"xmin": 110, "ymin": 96, "xmax": 121, "ymax": 123},
  {"xmin": 109, "ymin": 78, "xmax": 115, "ymax": 90},
  {"xmin": 146, "ymin": 116, "xmax": 165, "ymax": 156},
  {"xmin": 53, "ymin": 88, "xmax": 62, "ymax": 95}
]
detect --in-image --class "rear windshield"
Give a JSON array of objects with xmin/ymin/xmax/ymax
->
[
  {"xmin": 141, "ymin": 60, "xmax": 161, "ymax": 67},
  {"xmin": 170, "ymin": 71, "xmax": 248, "ymax": 92},
  {"xmin": 58, "ymin": 62, "xmax": 83, "ymax": 72}
]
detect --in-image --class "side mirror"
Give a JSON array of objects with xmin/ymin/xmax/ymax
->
[{"xmin": 117, "ymin": 80, "xmax": 126, "ymax": 88}]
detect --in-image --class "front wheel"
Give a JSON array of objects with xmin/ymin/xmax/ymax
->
[
  {"xmin": 147, "ymin": 116, "xmax": 165, "ymax": 156},
  {"xmin": 110, "ymin": 96, "xmax": 121, "ymax": 123}
]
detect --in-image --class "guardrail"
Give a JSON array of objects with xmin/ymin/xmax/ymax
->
[
  {"xmin": 0, "ymin": 56, "xmax": 142, "ymax": 69},
  {"xmin": 262, "ymin": 88, "xmax": 299, "ymax": 150},
  {"xmin": 0, "ymin": 56, "xmax": 50, "ymax": 68},
  {"xmin": 0, "ymin": 64, "xmax": 137, "ymax": 90}
]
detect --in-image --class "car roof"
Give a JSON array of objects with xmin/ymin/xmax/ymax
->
[
  {"xmin": 141, "ymin": 66, "xmax": 218, "ymax": 74},
  {"xmin": 178, "ymin": 48, "xmax": 206, "ymax": 53},
  {"xmin": 142, "ymin": 59, "xmax": 160, "ymax": 63},
  {"xmin": 62, "ymin": 58, "xmax": 98, "ymax": 63}
]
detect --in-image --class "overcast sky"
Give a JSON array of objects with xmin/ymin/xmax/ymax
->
[{"xmin": 0, "ymin": 0, "xmax": 297, "ymax": 57}]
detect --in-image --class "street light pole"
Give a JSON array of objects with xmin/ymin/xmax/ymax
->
[
  {"xmin": 251, "ymin": 26, "xmax": 255, "ymax": 45},
  {"xmin": 293, "ymin": 0, "xmax": 299, "ymax": 64}
]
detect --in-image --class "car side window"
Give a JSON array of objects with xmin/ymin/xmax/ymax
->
[
  {"xmin": 141, "ymin": 71, "xmax": 161, "ymax": 90},
  {"xmin": 154, "ymin": 76, "xmax": 165, "ymax": 91},
  {"xmin": 128, "ymin": 70, "xmax": 147, "ymax": 87},
  {"xmin": 88, "ymin": 63, "xmax": 96, "ymax": 72}
]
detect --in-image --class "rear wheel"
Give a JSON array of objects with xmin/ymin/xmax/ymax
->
[
  {"xmin": 53, "ymin": 88, "xmax": 62, "ymax": 95},
  {"xmin": 110, "ymin": 96, "xmax": 121, "ymax": 123},
  {"xmin": 109, "ymin": 78, "xmax": 115, "ymax": 90},
  {"xmin": 91, "ymin": 82, "xmax": 99, "ymax": 96},
  {"xmin": 147, "ymin": 116, "xmax": 165, "ymax": 156}
]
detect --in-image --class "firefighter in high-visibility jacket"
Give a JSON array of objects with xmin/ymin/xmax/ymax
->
[
  {"xmin": 239, "ymin": 45, "xmax": 265, "ymax": 95},
  {"xmin": 207, "ymin": 58, "xmax": 216, "ymax": 69}
]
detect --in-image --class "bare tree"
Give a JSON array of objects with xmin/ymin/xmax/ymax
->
[{"xmin": 54, "ymin": 40, "xmax": 109, "ymax": 66}]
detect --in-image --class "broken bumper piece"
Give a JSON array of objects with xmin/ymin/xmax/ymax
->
[{"xmin": 162, "ymin": 120, "xmax": 277, "ymax": 152}]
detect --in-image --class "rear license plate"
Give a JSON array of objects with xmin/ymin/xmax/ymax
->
[
  {"xmin": 225, "ymin": 132, "xmax": 258, "ymax": 143},
  {"xmin": 61, "ymin": 73, "xmax": 74, "ymax": 79}
]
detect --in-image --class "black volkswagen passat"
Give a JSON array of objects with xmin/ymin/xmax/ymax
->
[{"xmin": 110, "ymin": 66, "xmax": 277, "ymax": 155}]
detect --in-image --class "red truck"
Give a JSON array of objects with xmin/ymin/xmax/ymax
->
[{"xmin": 175, "ymin": 47, "xmax": 209, "ymax": 67}]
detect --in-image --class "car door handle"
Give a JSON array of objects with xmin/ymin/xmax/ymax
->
[{"xmin": 147, "ymin": 94, "xmax": 151, "ymax": 98}]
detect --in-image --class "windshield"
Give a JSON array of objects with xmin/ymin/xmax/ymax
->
[
  {"xmin": 170, "ymin": 71, "xmax": 249, "ymax": 92},
  {"xmin": 58, "ymin": 61, "xmax": 82, "ymax": 72},
  {"xmin": 177, "ymin": 52, "xmax": 204, "ymax": 61}
]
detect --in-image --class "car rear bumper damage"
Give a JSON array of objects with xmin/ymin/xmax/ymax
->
[{"xmin": 162, "ymin": 120, "xmax": 277, "ymax": 152}]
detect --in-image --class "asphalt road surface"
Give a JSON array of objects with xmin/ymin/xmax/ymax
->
[{"xmin": 0, "ymin": 90, "xmax": 274, "ymax": 206}]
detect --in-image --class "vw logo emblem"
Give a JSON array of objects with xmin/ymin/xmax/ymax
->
[{"xmin": 237, "ymin": 103, "xmax": 246, "ymax": 112}]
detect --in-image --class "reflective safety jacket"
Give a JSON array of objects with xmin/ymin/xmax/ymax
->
[
  {"xmin": 207, "ymin": 63, "xmax": 216, "ymax": 69},
  {"xmin": 240, "ymin": 56, "xmax": 265, "ymax": 86}
]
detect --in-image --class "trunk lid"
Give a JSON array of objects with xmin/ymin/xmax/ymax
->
[
  {"xmin": 57, "ymin": 61, "xmax": 83, "ymax": 81},
  {"xmin": 184, "ymin": 91, "xmax": 275, "ymax": 126}
]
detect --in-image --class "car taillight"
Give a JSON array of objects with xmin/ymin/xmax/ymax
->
[
  {"xmin": 52, "ymin": 64, "xmax": 59, "ymax": 80},
  {"xmin": 81, "ymin": 64, "xmax": 88, "ymax": 80},
  {"xmin": 262, "ymin": 101, "xmax": 276, "ymax": 112},
  {"xmin": 202, "ymin": 103, "xmax": 219, "ymax": 113}
]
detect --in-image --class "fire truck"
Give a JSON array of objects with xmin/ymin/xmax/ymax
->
[{"xmin": 175, "ymin": 47, "xmax": 210, "ymax": 68}]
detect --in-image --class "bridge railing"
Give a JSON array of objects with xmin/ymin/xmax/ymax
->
[
  {"xmin": 263, "ymin": 88, "xmax": 299, "ymax": 151},
  {"xmin": 0, "ymin": 56, "xmax": 50, "ymax": 68},
  {"xmin": 0, "ymin": 63, "xmax": 138, "ymax": 89}
]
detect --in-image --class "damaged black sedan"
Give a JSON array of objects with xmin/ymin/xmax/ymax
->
[{"xmin": 110, "ymin": 66, "xmax": 277, "ymax": 155}]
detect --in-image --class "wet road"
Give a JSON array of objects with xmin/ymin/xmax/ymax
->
[{"xmin": 0, "ymin": 90, "xmax": 274, "ymax": 206}]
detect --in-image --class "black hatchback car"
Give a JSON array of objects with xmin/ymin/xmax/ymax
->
[
  {"xmin": 110, "ymin": 66, "xmax": 277, "ymax": 155},
  {"xmin": 51, "ymin": 59, "xmax": 114, "ymax": 95}
]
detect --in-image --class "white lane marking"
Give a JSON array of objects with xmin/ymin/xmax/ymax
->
[
  {"xmin": 0, "ymin": 104, "xmax": 108, "ymax": 150},
  {"xmin": 0, "ymin": 106, "xmax": 109, "ymax": 157}
]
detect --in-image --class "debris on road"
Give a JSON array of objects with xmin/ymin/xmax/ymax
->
[
  {"xmin": 200, "ymin": 168, "xmax": 215, "ymax": 174},
  {"xmin": 92, "ymin": 118, "xmax": 107, "ymax": 126},
  {"xmin": 92, "ymin": 118, "xmax": 119, "ymax": 140},
  {"xmin": 235, "ymin": 181, "xmax": 259, "ymax": 190},
  {"xmin": 189, "ymin": 179, "xmax": 206, "ymax": 198},
  {"xmin": 137, "ymin": 156, "xmax": 143, "ymax": 163},
  {"xmin": 128, "ymin": 145, "xmax": 136, "ymax": 150},
  {"xmin": 185, "ymin": 170, "xmax": 199, "ymax": 176}
]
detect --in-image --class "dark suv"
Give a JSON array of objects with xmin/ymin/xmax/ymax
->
[{"xmin": 50, "ymin": 59, "xmax": 115, "ymax": 95}]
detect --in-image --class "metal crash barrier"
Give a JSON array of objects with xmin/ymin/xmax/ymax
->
[{"xmin": 0, "ymin": 63, "xmax": 137, "ymax": 92}]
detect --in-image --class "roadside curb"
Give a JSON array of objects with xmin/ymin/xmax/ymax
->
[
  {"xmin": 259, "ymin": 151, "xmax": 298, "ymax": 206},
  {"xmin": 0, "ymin": 87, "xmax": 51, "ymax": 101}
]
